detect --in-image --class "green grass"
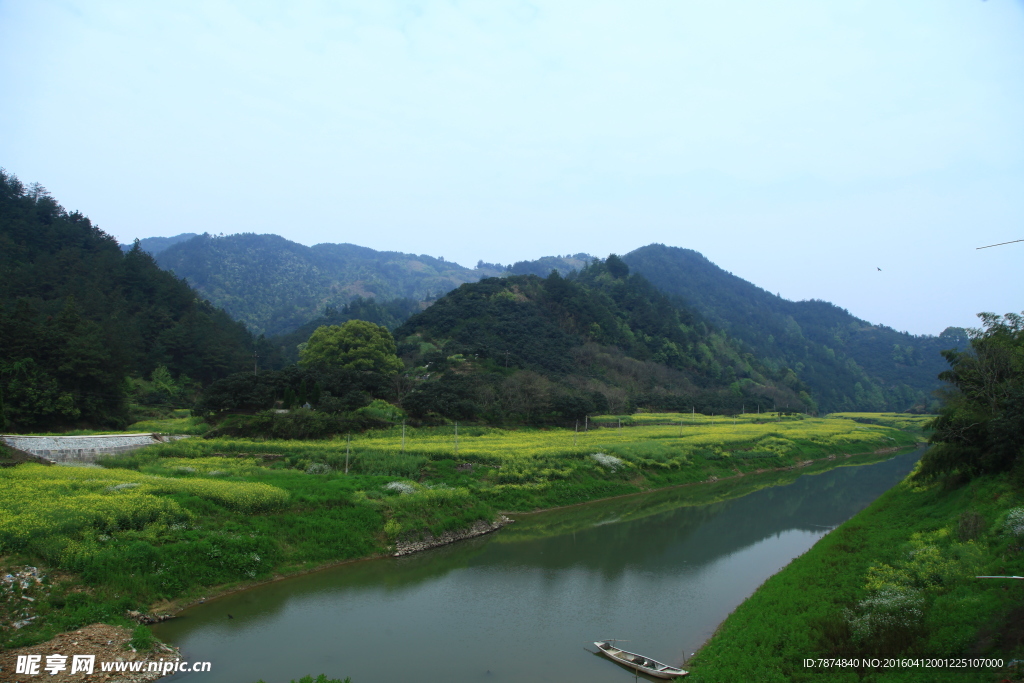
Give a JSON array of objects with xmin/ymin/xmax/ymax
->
[
  {"xmin": 1, "ymin": 413, "xmax": 922, "ymax": 651},
  {"xmin": 686, "ymin": 467, "xmax": 1024, "ymax": 683}
]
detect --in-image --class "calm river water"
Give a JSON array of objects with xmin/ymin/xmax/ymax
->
[{"xmin": 154, "ymin": 449, "xmax": 921, "ymax": 683}]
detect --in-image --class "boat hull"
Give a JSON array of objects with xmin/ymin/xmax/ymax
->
[{"xmin": 594, "ymin": 641, "xmax": 688, "ymax": 679}]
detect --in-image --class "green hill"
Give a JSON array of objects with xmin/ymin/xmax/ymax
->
[
  {"xmin": 119, "ymin": 232, "xmax": 197, "ymax": 255},
  {"xmin": 0, "ymin": 172, "xmax": 255, "ymax": 431},
  {"xmin": 623, "ymin": 244, "xmax": 969, "ymax": 413},
  {"xmin": 393, "ymin": 256, "xmax": 806, "ymax": 422},
  {"xmin": 136, "ymin": 231, "xmax": 962, "ymax": 414},
  {"xmin": 269, "ymin": 296, "xmax": 425, "ymax": 367},
  {"xmin": 150, "ymin": 233, "xmax": 504, "ymax": 336},
  {"xmin": 146, "ymin": 233, "xmax": 593, "ymax": 337}
]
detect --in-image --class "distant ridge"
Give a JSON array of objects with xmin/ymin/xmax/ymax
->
[
  {"xmin": 138, "ymin": 232, "xmax": 591, "ymax": 336},
  {"xmin": 623, "ymin": 244, "xmax": 967, "ymax": 412},
  {"xmin": 119, "ymin": 232, "xmax": 198, "ymax": 255},
  {"xmin": 130, "ymin": 232, "xmax": 965, "ymax": 412}
]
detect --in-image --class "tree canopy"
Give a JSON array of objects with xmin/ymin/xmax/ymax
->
[
  {"xmin": 623, "ymin": 244, "xmax": 962, "ymax": 412},
  {"xmin": 299, "ymin": 320, "xmax": 403, "ymax": 375},
  {"xmin": 0, "ymin": 169, "xmax": 255, "ymax": 431},
  {"xmin": 917, "ymin": 312, "xmax": 1024, "ymax": 480},
  {"xmin": 393, "ymin": 257, "xmax": 809, "ymax": 423}
]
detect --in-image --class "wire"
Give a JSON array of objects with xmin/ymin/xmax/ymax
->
[{"xmin": 977, "ymin": 239, "xmax": 1023, "ymax": 250}]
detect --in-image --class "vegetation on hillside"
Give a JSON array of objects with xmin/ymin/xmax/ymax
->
[
  {"xmin": 686, "ymin": 313, "xmax": 1024, "ymax": 682},
  {"xmin": 0, "ymin": 171, "xmax": 257, "ymax": 432},
  {"xmin": 133, "ymin": 232, "xmax": 960, "ymax": 414},
  {"xmin": 624, "ymin": 244, "xmax": 969, "ymax": 413},
  {"xmin": 687, "ymin": 466, "xmax": 1023, "ymax": 682},
  {"xmin": 268, "ymin": 296, "xmax": 423, "ymax": 366},
  {"xmin": 152, "ymin": 233, "xmax": 509, "ymax": 336},
  {"xmin": 918, "ymin": 311, "xmax": 1024, "ymax": 480},
  {"xmin": 145, "ymin": 232, "xmax": 596, "ymax": 338},
  {"xmin": 392, "ymin": 257, "xmax": 811, "ymax": 423},
  {"xmin": 119, "ymin": 233, "xmax": 198, "ymax": 256}
]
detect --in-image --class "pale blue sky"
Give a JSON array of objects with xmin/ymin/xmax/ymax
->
[{"xmin": 2, "ymin": 0, "xmax": 1022, "ymax": 335}]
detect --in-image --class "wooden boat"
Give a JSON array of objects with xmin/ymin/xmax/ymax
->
[{"xmin": 594, "ymin": 641, "xmax": 688, "ymax": 679}]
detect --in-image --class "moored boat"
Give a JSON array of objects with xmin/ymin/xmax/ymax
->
[{"xmin": 594, "ymin": 641, "xmax": 688, "ymax": 679}]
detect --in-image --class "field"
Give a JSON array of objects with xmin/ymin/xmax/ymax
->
[
  {"xmin": 0, "ymin": 413, "xmax": 922, "ymax": 650},
  {"xmin": 826, "ymin": 412, "xmax": 933, "ymax": 434}
]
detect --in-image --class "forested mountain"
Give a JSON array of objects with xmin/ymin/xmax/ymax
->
[
  {"xmin": 150, "ymin": 233, "xmax": 505, "ymax": 336},
  {"xmin": 623, "ymin": 244, "xmax": 968, "ymax": 413},
  {"xmin": 269, "ymin": 296, "xmax": 424, "ymax": 367},
  {"xmin": 0, "ymin": 171, "xmax": 255, "ymax": 431},
  {"xmin": 507, "ymin": 253, "xmax": 594, "ymax": 277},
  {"xmin": 393, "ymin": 256, "xmax": 807, "ymax": 422},
  {"xmin": 130, "ymin": 230, "xmax": 962, "ymax": 414},
  {"xmin": 140, "ymin": 233, "xmax": 595, "ymax": 337},
  {"xmin": 119, "ymin": 232, "xmax": 197, "ymax": 255}
]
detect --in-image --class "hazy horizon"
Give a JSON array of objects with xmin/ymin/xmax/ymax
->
[{"xmin": 3, "ymin": 1, "xmax": 1022, "ymax": 336}]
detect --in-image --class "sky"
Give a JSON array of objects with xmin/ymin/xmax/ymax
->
[{"xmin": 1, "ymin": 0, "xmax": 1022, "ymax": 337}]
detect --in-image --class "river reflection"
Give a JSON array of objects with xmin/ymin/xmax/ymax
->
[{"xmin": 154, "ymin": 450, "xmax": 921, "ymax": 683}]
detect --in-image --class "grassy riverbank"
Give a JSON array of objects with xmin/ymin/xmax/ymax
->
[
  {"xmin": 686, "ymin": 465, "xmax": 1024, "ymax": 682},
  {"xmin": 1, "ymin": 414, "xmax": 924, "ymax": 651}
]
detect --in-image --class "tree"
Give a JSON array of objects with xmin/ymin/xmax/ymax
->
[
  {"xmin": 605, "ymin": 254, "xmax": 630, "ymax": 279},
  {"xmin": 299, "ymin": 320, "xmax": 403, "ymax": 375},
  {"xmin": 917, "ymin": 312, "xmax": 1024, "ymax": 480}
]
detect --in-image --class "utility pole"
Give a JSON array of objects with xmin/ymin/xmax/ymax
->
[
  {"xmin": 253, "ymin": 350, "xmax": 259, "ymax": 376},
  {"xmin": 585, "ymin": 415, "xmax": 588, "ymax": 432},
  {"xmin": 574, "ymin": 420, "xmax": 578, "ymax": 447}
]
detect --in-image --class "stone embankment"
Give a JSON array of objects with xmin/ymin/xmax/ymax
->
[
  {"xmin": 393, "ymin": 515, "xmax": 514, "ymax": 556},
  {"xmin": 0, "ymin": 434, "xmax": 189, "ymax": 464}
]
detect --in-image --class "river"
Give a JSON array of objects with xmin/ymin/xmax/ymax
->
[{"xmin": 153, "ymin": 449, "xmax": 922, "ymax": 682}]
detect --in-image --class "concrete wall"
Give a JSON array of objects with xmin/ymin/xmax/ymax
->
[{"xmin": 0, "ymin": 433, "xmax": 186, "ymax": 464}]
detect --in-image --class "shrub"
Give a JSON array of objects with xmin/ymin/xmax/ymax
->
[{"xmin": 591, "ymin": 453, "xmax": 623, "ymax": 471}]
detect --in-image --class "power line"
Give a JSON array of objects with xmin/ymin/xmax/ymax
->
[{"xmin": 977, "ymin": 239, "xmax": 1023, "ymax": 250}]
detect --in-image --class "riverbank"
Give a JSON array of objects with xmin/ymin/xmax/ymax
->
[
  {"xmin": 685, "ymin": 464, "xmax": 1024, "ymax": 683},
  {"xmin": 0, "ymin": 415, "xmax": 926, "ymax": 657},
  {"xmin": 132, "ymin": 446, "xmax": 919, "ymax": 618},
  {"xmin": 146, "ymin": 447, "xmax": 928, "ymax": 683}
]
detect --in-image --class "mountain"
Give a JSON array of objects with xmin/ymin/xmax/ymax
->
[
  {"xmin": 393, "ymin": 256, "xmax": 807, "ymax": 422},
  {"xmin": 144, "ymin": 233, "xmax": 592, "ymax": 336},
  {"xmin": 269, "ymin": 296, "xmax": 425, "ymax": 367},
  {"xmin": 119, "ymin": 233, "xmax": 198, "ymax": 255},
  {"xmin": 134, "ymin": 230, "xmax": 961, "ymax": 413},
  {"xmin": 151, "ymin": 233, "xmax": 500, "ymax": 336},
  {"xmin": 622, "ymin": 244, "xmax": 968, "ymax": 413},
  {"xmin": 0, "ymin": 172, "xmax": 255, "ymax": 431},
  {"xmin": 507, "ymin": 253, "xmax": 594, "ymax": 277}
]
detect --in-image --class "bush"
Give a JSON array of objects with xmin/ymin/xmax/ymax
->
[
  {"xmin": 129, "ymin": 625, "xmax": 156, "ymax": 651},
  {"xmin": 206, "ymin": 409, "xmax": 389, "ymax": 440}
]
